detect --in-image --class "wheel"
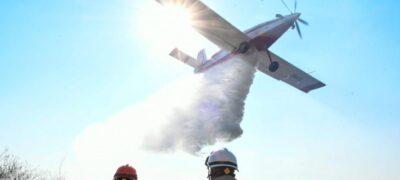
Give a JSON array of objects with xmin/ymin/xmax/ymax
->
[
  {"xmin": 269, "ymin": 61, "xmax": 279, "ymax": 72},
  {"xmin": 238, "ymin": 42, "xmax": 250, "ymax": 54}
]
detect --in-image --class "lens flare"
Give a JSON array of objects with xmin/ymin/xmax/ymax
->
[{"xmin": 137, "ymin": 1, "xmax": 204, "ymax": 56}]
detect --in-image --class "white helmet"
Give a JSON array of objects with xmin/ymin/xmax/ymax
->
[{"xmin": 205, "ymin": 148, "xmax": 238, "ymax": 170}]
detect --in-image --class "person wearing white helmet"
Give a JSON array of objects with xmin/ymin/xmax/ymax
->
[{"xmin": 205, "ymin": 148, "xmax": 238, "ymax": 180}]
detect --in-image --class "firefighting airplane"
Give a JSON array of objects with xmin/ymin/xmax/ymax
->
[{"xmin": 155, "ymin": 0, "xmax": 325, "ymax": 93}]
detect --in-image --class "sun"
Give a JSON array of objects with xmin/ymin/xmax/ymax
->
[{"xmin": 137, "ymin": 1, "xmax": 206, "ymax": 56}]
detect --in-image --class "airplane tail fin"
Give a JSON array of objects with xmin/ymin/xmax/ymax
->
[
  {"xmin": 197, "ymin": 49, "xmax": 207, "ymax": 63},
  {"xmin": 169, "ymin": 48, "xmax": 201, "ymax": 68}
]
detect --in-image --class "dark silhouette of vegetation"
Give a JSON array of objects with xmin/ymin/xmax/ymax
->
[{"xmin": 0, "ymin": 149, "xmax": 65, "ymax": 180}]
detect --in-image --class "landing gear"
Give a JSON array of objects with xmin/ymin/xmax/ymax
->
[
  {"xmin": 269, "ymin": 61, "xmax": 279, "ymax": 72},
  {"xmin": 266, "ymin": 48, "xmax": 279, "ymax": 72},
  {"xmin": 238, "ymin": 42, "xmax": 250, "ymax": 54}
]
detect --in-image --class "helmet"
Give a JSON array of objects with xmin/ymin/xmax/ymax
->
[
  {"xmin": 114, "ymin": 164, "xmax": 137, "ymax": 180},
  {"xmin": 205, "ymin": 148, "xmax": 238, "ymax": 170}
]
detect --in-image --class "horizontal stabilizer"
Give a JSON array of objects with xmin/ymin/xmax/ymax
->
[
  {"xmin": 257, "ymin": 51, "xmax": 325, "ymax": 93},
  {"xmin": 169, "ymin": 48, "xmax": 201, "ymax": 68}
]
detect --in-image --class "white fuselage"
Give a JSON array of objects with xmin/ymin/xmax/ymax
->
[{"xmin": 195, "ymin": 13, "xmax": 300, "ymax": 73}]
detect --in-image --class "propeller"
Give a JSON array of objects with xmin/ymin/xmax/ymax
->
[{"xmin": 280, "ymin": 0, "xmax": 309, "ymax": 38}]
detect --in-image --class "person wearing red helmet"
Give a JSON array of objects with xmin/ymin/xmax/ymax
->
[
  {"xmin": 205, "ymin": 148, "xmax": 238, "ymax": 180},
  {"xmin": 114, "ymin": 164, "xmax": 137, "ymax": 180}
]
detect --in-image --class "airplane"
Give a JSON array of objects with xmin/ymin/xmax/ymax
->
[{"xmin": 155, "ymin": 0, "xmax": 325, "ymax": 93}]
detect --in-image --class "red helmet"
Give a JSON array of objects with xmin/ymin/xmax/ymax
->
[{"xmin": 114, "ymin": 164, "xmax": 137, "ymax": 180}]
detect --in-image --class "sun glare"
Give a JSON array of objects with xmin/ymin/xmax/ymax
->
[{"xmin": 138, "ymin": 2, "xmax": 205, "ymax": 57}]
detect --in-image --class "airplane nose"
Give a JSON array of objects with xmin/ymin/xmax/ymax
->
[
  {"xmin": 286, "ymin": 13, "xmax": 301, "ymax": 23},
  {"xmin": 293, "ymin": 12, "xmax": 301, "ymax": 19}
]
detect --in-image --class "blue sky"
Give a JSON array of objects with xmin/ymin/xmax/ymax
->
[{"xmin": 1, "ymin": 0, "xmax": 399, "ymax": 179}]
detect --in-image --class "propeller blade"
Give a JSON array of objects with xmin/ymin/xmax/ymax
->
[
  {"xmin": 298, "ymin": 18, "xmax": 309, "ymax": 26},
  {"xmin": 281, "ymin": 0, "xmax": 293, "ymax": 14},
  {"xmin": 294, "ymin": 0, "xmax": 297, "ymax": 13},
  {"xmin": 295, "ymin": 21, "xmax": 302, "ymax": 38}
]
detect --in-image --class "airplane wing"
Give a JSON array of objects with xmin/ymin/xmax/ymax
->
[
  {"xmin": 257, "ymin": 51, "xmax": 325, "ymax": 93},
  {"xmin": 156, "ymin": 0, "xmax": 250, "ymax": 52}
]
